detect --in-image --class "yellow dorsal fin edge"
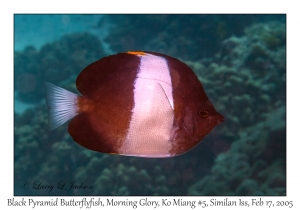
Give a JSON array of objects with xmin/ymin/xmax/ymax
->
[{"xmin": 126, "ymin": 51, "xmax": 146, "ymax": 56}]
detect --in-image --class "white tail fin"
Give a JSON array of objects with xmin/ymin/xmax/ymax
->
[{"xmin": 44, "ymin": 82, "xmax": 79, "ymax": 130}]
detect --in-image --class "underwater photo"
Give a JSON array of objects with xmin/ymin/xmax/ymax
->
[{"xmin": 14, "ymin": 14, "xmax": 286, "ymax": 196}]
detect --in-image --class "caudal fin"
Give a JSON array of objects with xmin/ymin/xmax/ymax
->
[{"xmin": 44, "ymin": 82, "xmax": 79, "ymax": 130}]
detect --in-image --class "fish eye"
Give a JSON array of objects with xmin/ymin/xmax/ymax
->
[{"xmin": 198, "ymin": 109, "xmax": 210, "ymax": 118}]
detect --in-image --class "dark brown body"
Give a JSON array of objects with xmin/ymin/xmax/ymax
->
[{"xmin": 68, "ymin": 51, "xmax": 223, "ymax": 157}]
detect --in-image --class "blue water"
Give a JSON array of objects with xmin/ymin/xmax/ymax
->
[
  {"xmin": 14, "ymin": 14, "xmax": 114, "ymax": 114},
  {"xmin": 14, "ymin": 15, "xmax": 112, "ymax": 52}
]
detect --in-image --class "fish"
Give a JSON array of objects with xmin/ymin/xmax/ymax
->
[{"xmin": 45, "ymin": 51, "xmax": 224, "ymax": 158}]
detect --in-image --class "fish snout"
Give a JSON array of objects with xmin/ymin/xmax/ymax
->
[{"xmin": 217, "ymin": 114, "xmax": 224, "ymax": 124}]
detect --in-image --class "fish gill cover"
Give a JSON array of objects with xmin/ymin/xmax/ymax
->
[{"xmin": 14, "ymin": 14, "xmax": 285, "ymax": 195}]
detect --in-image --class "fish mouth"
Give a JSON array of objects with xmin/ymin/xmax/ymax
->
[
  {"xmin": 217, "ymin": 114, "xmax": 224, "ymax": 124},
  {"xmin": 181, "ymin": 113, "xmax": 224, "ymax": 141}
]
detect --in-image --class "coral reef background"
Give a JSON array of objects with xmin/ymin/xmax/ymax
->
[{"xmin": 14, "ymin": 14, "xmax": 286, "ymax": 195}]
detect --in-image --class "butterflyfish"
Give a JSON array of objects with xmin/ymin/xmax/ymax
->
[{"xmin": 45, "ymin": 51, "xmax": 224, "ymax": 158}]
